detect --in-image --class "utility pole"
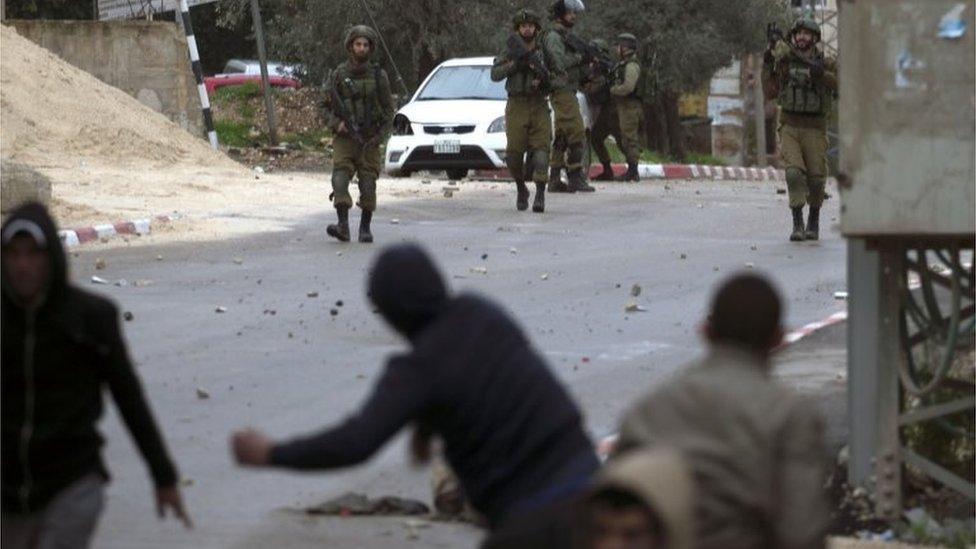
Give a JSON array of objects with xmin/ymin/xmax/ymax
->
[
  {"xmin": 250, "ymin": 0, "xmax": 278, "ymax": 145},
  {"xmin": 752, "ymin": 54, "xmax": 767, "ymax": 167}
]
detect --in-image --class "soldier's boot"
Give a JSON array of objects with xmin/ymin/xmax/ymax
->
[
  {"xmin": 805, "ymin": 206, "xmax": 820, "ymax": 241},
  {"xmin": 515, "ymin": 181, "xmax": 530, "ymax": 211},
  {"xmin": 617, "ymin": 162, "xmax": 639, "ymax": 182},
  {"xmin": 568, "ymin": 167, "xmax": 595, "ymax": 192},
  {"xmin": 548, "ymin": 167, "xmax": 571, "ymax": 193},
  {"xmin": 358, "ymin": 210, "xmax": 374, "ymax": 243},
  {"xmin": 327, "ymin": 206, "xmax": 351, "ymax": 242},
  {"xmin": 789, "ymin": 206, "xmax": 806, "ymax": 242},
  {"xmin": 594, "ymin": 162, "xmax": 615, "ymax": 181},
  {"xmin": 532, "ymin": 182, "xmax": 545, "ymax": 213}
]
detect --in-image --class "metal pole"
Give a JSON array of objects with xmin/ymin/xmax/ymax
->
[
  {"xmin": 250, "ymin": 0, "xmax": 278, "ymax": 145},
  {"xmin": 178, "ymin": 0, "xmax": 219, "ymax": 148},
  {"xmin": 874, "ymin": 243, "xmax": 904, "ymax": 520},
  {"xmin": 753, "ymin": 54, "xmax": 767, "ymax": 167}
]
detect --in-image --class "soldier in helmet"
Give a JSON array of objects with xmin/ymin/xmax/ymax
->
[
  {"xmin": 610, "ymin": 33, "xmax": 644, "ymax": 182},
  {"xmin": 491, "ymin": 9, "xmax": 550, "ymax": 213},
  {"xmin": 542, "ymin": 0, "xmax": 596, "ymax": 193},
  {"xmin": 763, "ymin": 16, "xmax": 837, "ymax": 242},
  {"xmin": 582, "ymin": 38, "xmax": 622, "ymax": 181},
  {"xmin": 324, "ymin": 25, "xmax": 396, "ymax": 243}
]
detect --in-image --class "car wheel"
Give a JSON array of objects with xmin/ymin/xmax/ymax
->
[{"xmin": 446, "ymin": 168, "xmax": 468, "ymax": 180}]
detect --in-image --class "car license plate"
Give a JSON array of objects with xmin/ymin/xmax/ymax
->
[{"xmin": 434, "ymin": 139, "xmax": 460, "ymax": 154}]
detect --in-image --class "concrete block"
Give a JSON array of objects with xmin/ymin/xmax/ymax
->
[{"xmin": 1, "ymin": 160, "xmax": 52, "ymax": 216}]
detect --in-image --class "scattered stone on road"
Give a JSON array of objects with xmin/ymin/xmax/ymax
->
[
  {"xmin": 123, "ymin": 311, "xmax": 134, "ymax": 321},
  {"xmin": 196, "ymin": 388, "xmax": 210, "ymax": 399},
  {"xmin": 305, "ymin": 492, "xmax": 429, "ymax": 516},
  {"xmin": 630, "ymin": 284, "xmax": 642, "ymax": 297},
  {"xmin": 215, "ymin": 306, "xmax": 227, "ymax": 313},
  {"xmin": 95, "ymin": 258, "xmax": 107, "ymax": 270}
]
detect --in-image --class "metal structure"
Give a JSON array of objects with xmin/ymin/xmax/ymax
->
[
  {"xmin": 840, "ymin": 0, "xmax": 975, "ymax": 520},
  {"xmin": 97, "ymin": 0, "xmax": 217, "ymax": 21}
]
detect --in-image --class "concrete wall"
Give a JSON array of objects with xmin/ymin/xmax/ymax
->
[
  {"xmin": 708, "ymin": 59, "xmax": 745, "ymax": 165},
  {"xmin": 9, "ymin": 20, "xmax": 203, "ymax": 138}
]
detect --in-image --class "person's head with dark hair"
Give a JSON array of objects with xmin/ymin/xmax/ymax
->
[
  {"xmin": 704, "ymin": 273, "xmax": 783, "ymax": 355},
  {"xmin": 368, "ymin": 243, "xmax": 449, "ymax": 341},
  {"xmin": 580, "ymin": 449, "xmax": 694, "ymax": 549}
]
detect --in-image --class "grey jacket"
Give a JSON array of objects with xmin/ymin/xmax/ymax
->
[{"xmin": 615, "ymin": 344, "xmax": 829, "ymax": 549}]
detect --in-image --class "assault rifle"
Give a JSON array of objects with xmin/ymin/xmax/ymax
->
[
  {"xmin": 563, "ymin": 32, "xmax": 614, "ymax": 81},
  {"xmin": 330, "ymin": 76, "xmax": 381, "ymax": 148},
  {"xmin": 506, "ymin": 33, "xmax": 551, "ymax": 89}
]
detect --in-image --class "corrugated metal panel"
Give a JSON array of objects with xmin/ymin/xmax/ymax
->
[{"xmin": 98, "ymin": 0, "xmax": 219, "ymax": 21}]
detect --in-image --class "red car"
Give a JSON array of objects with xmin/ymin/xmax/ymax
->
[{"xmin": 204, "ymin": 73, "xmax": 302, "ymax": 96}]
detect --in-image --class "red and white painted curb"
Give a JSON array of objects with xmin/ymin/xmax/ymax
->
[
  {"xmin": 475, "ymin": 163, "xmax": 784, "ymax": 182},
  {"xmin": 58, "ymin": 214, "xmax": 180, "ymax": 248}
]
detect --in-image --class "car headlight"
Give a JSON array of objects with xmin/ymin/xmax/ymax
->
[
  {"xmin": 487, "ymin": 116, "xmax": 506, "ymax": 133},
  {"xmin": 393, "ymin": 114, "xmax": 413, "ymax": 136}
]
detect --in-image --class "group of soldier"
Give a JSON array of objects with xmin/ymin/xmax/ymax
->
[{"xmin": 321, "ymin": 1, "xmax": 837, "ymax": 243}]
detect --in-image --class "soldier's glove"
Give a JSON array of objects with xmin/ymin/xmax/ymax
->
[{"xmin": 772, "ymin": 40, "xmax": 792, "ymax": 61}]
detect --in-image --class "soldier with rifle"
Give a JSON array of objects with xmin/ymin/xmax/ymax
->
[
  {"xmin": 763, "ymin": 17, "xmax": 837, "ymax": 242},
  {"xmin": 582, "ymin": 38, "xmax": 622, "ymax": 181},
  {"xmin": 324, "ymin": 25, "xmax": 396, "ymax": 243},
  {"xmin": 491, "ymin": 9, "xmax": 552, "ymax": 213},
  {"xmin": 542, "ymin": 0, "xmax": 595, "ymax": 193}
]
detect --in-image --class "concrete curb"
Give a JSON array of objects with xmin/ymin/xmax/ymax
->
[
  {"xmin": 58, "ymin": 214, "xmax": 180, "ymax": 248},
  {"xmin": 597, "ymin": 306, "xmax": 847, "ymax": 460},
  {"xmin": 474, "ymin": 163, "xmax": 785, "ymax": 182}
]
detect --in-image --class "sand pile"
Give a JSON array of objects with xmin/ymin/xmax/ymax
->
[{"xmin": 0, "ymin": 24, "xmax": 239, "ymax": 171}]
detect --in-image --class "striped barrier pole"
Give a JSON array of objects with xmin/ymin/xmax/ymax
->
[{"xmin": 177, "ymin": 0, "xmax": 218, "ymax": 149}]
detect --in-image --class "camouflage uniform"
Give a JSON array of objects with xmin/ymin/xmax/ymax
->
[
  {"xmin": 541, "ymin": 0, "xmax": 594, "ymax": 193},
  {"xmin": 610, "ymin": 33, "xmax": 644, "ymax": 181},
  {"xmin": 491, "ymin": 9, "xmax": 551, "ymax": 213},
  {"xmin": 583, "ymin": 38, "xmax": 621, "ymax": 181},
  {"xmin": 325, "ymin": 25, "xmax": 396, "ymax": 243},
  {"xmin": 763, "ymin": 17, "xmax": 837, "ymax": 241}
]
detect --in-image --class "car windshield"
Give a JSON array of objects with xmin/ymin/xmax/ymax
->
[{"xmin": 415, "ymin": 65, "xmax": 505, "ymax": 101}]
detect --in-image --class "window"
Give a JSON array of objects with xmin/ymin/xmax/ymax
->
[{"xmin": 416, "ymin": 65, "xmax": 506, "ymax": 101}]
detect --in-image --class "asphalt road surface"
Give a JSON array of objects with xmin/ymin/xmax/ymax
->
[{"xmin": 76, "ymin": 177, "xmax": 846, "ymax": 548}]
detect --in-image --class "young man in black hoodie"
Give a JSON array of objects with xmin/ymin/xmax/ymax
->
[
  {"xmin": 1, "ymin": 203, "xmax": 190, "ymax": 548},
  {"xmin": 232, "ymin": 243, "xmax": 599, "ymax": 530}
]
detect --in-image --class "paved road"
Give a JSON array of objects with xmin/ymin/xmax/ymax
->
[{"xmin": 77, "ymin": 177, "xmax": 846, "ymax": 548}]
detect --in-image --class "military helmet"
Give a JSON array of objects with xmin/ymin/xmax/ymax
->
[
  {"xmin": 344, "ymin": 25, "xmax": 378, "ymax": 51},
  {"xmin": 615, "ymin": 32, "xmax": 638, "ymax": 50},
  {"xmin": 512, "ymin": 9, "xmax": 542, "ymax": 32},
  {"xmin": 590, "ymin": 38, "xmax": 611, "ymax": 57},
  {"xmin": 550, "ymin": 0, "xmax": 585, "ymax": 19},
  {"xmin": 790, "ymin": 16, "xmax": 821, "ymax": 41}
]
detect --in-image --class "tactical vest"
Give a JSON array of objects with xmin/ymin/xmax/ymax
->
[
  {"xmin": 553, "ymin": 29, "xmax": 584, "ymax": 88},
  {"xmin": 333, "ymin": 61, "xmax": 387, "ymax": 130},
  {"xmin": 777, "ymin": 54, "xmax": 829, "ymax": 116},
  {"xmin": 614, "ymin": 57, "xmax": 641, "ymax": 100},
  {"xmin": 505, "ymin": 47, "xmax": 548, "ymax": 97}
]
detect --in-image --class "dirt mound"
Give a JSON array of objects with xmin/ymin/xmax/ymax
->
[{"xmin": 0, "ymin": 24, "xmax": 239, "ymax": 171}]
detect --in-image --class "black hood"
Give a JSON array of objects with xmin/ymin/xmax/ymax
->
[
  {"xmin": 1, "ymin": 202, "xmax": 68, "ymax": 309},
  {"xmin": 368, "ymin": 244, "xmax": 449, "ymax": 339}
]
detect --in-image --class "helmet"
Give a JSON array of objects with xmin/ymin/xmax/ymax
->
[
  {"xmin": 590, "ymin": 38, "xmax": 611, "ymax": 57},
  {"xmin": 615, "ymin": 33, "xmax": 638, "ymax": 50},
  {"xmin": 512, "ymin": 9, "xmax": 542, "ymax": 32},
  {"xmin": 344, "ymin": 25, "xmax": 378, "ymax": 51},
  {"xmin": 790, "ymin": 16, "xmax": 821, "ymax": 41},
  {"xmin": 550, "ymin": 0, "xmax": 585, "ymax": 19}
]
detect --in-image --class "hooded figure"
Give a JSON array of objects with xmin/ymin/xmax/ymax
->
[
  {"xmin": 233, "ymin": 244, "xmax": 599, "ymax": 529},
  {"xmin": 1, "ymin": 203, "xmax": 188, "ymax": 548}
]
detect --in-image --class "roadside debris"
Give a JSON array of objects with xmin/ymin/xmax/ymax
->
[
  {"xmin": 630, "ymin": 284, "xmax": 642, "ymax": 297},
  {"xmin": 233, "ymin": 257, "xmax": 244, "ymax": 265},
  {"xmin": 509, "ymin": 247, "xmax": 518, "ymax": 254},
  {"xmin": 834, "ymin": 291, "xmax": 848, "ymax": 300},
  {"xmin": 215, "ymin": 306, "xmax": 227, "ymax": 313},
  {"xmin": 134, "ymin": 279, "xmax": 153, "ymax": 287},
  {"xmin": 123, "ymin": 311, "xmax": 134, "ymax": 322},
  {"xmin": 95, "ymin": 258, "xmax": 107, "ymax": 270},
  {"xmin": 307, "ymin": 292, "xmax": 319, "ymax": 298},
  {"xmin": 390, "ymin": 218, "xmax": 400, "ymax": 225},
  {"xmin": 776, "ymin": 188, "xmax": 786, "ymax": 194},
  {"xmin": 335, "ymin": 300, "xmax": 344, "ymax": 307},
  {"xmin": 91, "ymin": 276, "xmax": 110, "ymax": 285},
  {"xmin": 114, "ymin": 278, "xmax": 128, "ymax": 287},
  {"xmin": 540, "ymin": 273, "xmax": 549, "ymax": 280},
  {"xmin": 470, "ymin": 267, "xmax": 488, "ymax": 275},
  {"xmin": 305, "ymin": 492, "xmax": 429, "ymax": 516},
  {"xmin": 196, "ymin": 388, "xmax": 210, "ymax": 399},
  {"xmin": 750, "ymin": 244, "xmax": 758, "ymax": 251},
  {"xmin": 156, "ymin": 254, "xmax": 163, "ymax": 261},
  {"xmin": 625, "ymin": 302, "xmax": 647, "ymax": 313},
  {"xmin": 744, "ymin": 262, "xmax": 755, "ymax": 269},
  {"xmin": 330, "ymin": 308, "xmax": 339, "ymax": 316},
  {"xmin": 679, "ymin": 253, "xmax": 687, "ymax": 260},
  {"xmin": 443, "ymin": 189, "xmax": 454, "ymax": 198}
]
